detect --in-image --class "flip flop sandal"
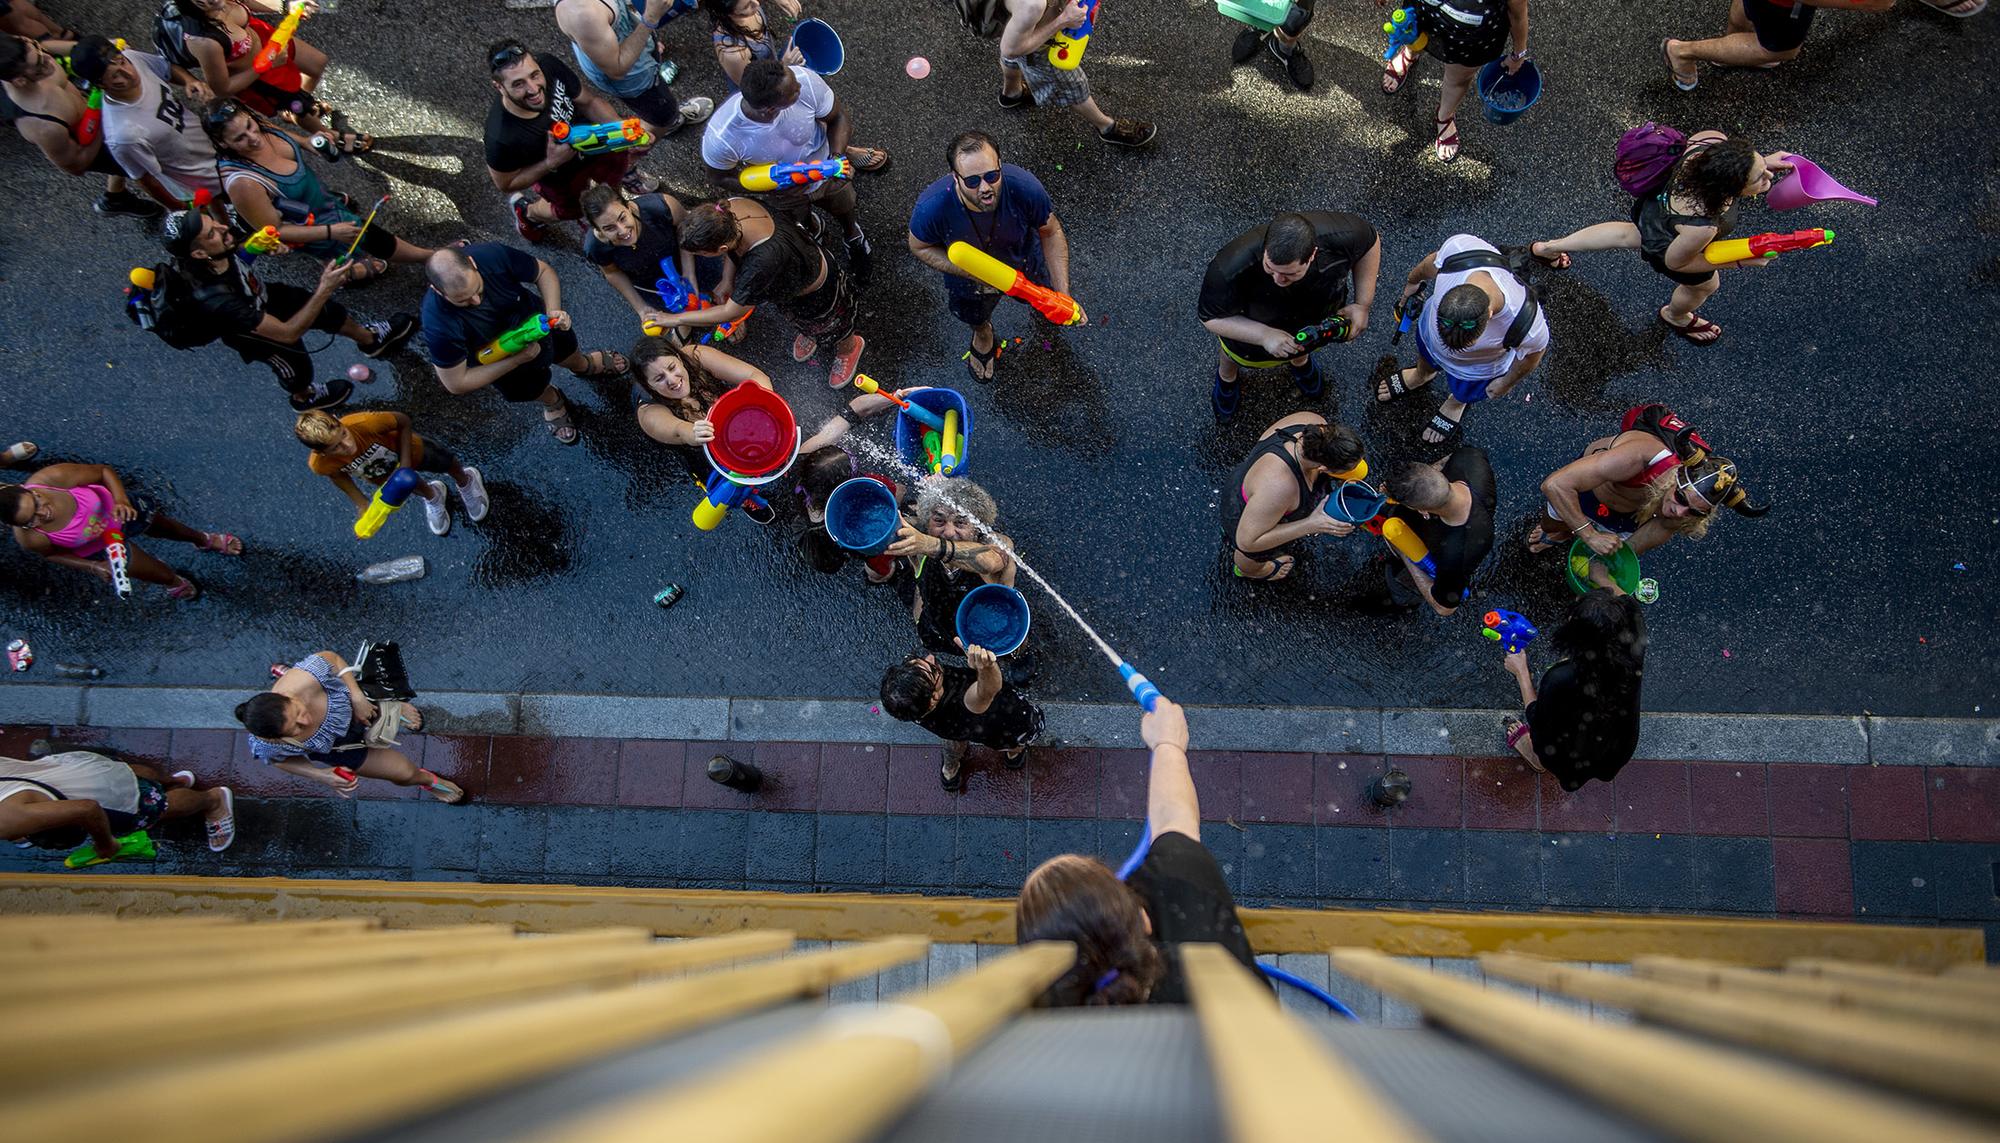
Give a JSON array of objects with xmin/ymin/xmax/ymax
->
[
  {"xmin": 2, "ymin": 441, "xmax": 36, "ymax": 466},
  {"xmin": 1376, "ymin": 368, "xmax": 1414, "ymax": 403},
  {"xmin": 206, "ymin": 786, "xmax": 236, "ymax": 851},
  {"xmin": 1661, "ymin": 312, "xmax": 1722, "ymax": 344},
  {"xmin": 542, "ymin": 398, "xmax": 582, "ymax": 446},
  {"xmin": 1503, "ymin": 716, "xmax": 1529, "ymax": 748},
  {"xmin": 421, "ymin": 771, "xmax": 467, "ymax": 804},
  {"xmin": 1382, "ymin": 46, "xmax": 1414, "ymax": 94},
  {"xmin": 1234, "ymin": 554, "xmax": 1296, "ymax": 581},
  {"xmin": 335, "ymin": 131, "xmax": 376, "ymax": 155},
  {"xmin": 343, "ymin": 257, "xmax": 391, "ymax": 284},
  {"xmin": 849, "ymin": 146, "xmax": 891, "ymax": 173},
  {"xmin": 1663, "ymin": 39, "xmax": 1698, "ymax": 91},
  {"xmin": 197, "ymin": 531, "xmax": 243, "ymax": 555},
  {"xmin": 964, "ymin": 337, "xmax": 998, "ymax": 383},
  {"xmin": 574, "ymin": 349, "xmax": 629, "ymax": 377},
  {"xmin": 1920, "ymin": 0, "xmax": 1987, "ymax": 16},
  {"xmin": 1421, "ymin": 409, "xmax": 1463, "ymax": 443},
  {"xmin": 167, "ymin": 575, "xmax": 201, "ymax": 601},
  {"xmin": 1433, "ymin": 117, "xmax": 1461, "ymax": 163},
  {"xmin": 1524, "ymin": 524, "xmax": 1560, "ymax": 554}
]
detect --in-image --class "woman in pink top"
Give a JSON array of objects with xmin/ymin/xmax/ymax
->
[{"xmin": 3, "ymin": 461, "xmax": 242, "ymax": 600}]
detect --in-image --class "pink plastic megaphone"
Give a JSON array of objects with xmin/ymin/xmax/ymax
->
[{"xmin": 1767, "ymin": 154, "xmax": 1877, "ymax": 211}]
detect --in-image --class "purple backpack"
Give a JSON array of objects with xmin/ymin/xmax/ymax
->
[{"xmin": 1614, "ymin": 122, "xmax": 1688, "ymax": 197}]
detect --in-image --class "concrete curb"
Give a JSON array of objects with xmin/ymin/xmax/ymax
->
[{"xmin": 4, "ymin": 683, "xmax": 1995, "ymax": 767}]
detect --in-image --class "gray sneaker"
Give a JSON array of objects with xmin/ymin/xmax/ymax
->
[
  {"xmin": 457, "ymin": 466, "xmax": 489, "ymax": 522},
  {"xmin": 422, "ymin": 480, "xmax": 451, "ymax": 536},
  {"xmin": 667, "ymin": 96, "xmax": 714, "ymax": 134}
]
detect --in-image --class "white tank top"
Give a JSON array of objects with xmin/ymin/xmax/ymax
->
[{"xmin": 0, "ymin": 753, "xmax": 141, "ymax": 815}]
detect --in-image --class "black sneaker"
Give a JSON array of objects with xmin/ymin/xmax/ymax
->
[
  {"xmin": 1099, "ymin": 118, "xmax": 1158, "ymax": 148},
  {"xmin": 1212, "ymin": 375, "xmax": 1241, "ymax": 422},
  {"xmin": 95, "ymin": 189, "xmax": 165, "ymax": 220},
  {"xmin": 362, "ymin": 314, "xmax": 420, "ymax": 359},
  {"xmin": 1270, "ymin": 36, "xmax": 1315, "ymax": 90},
  {"xmin": 1231, "ymin": 26, "xmax": 1266, "ymax": 63},
  {"xmin": 289, "ymin": 375, "xmax": 354, "ymax": 412},
  {"xmin": 846, "ymin": 232, "xmax": 873, "ymax": 281},
  {"xmin": 998, "ymin": 88, "xmax": 1033, "ymax": 111},
  {"xmin": 1005, "ymin": 745, "xmax": 1029, "ymax": 771}
]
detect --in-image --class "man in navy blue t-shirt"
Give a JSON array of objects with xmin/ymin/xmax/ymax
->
[
  {"xmin": 420, "ymin": 243, "xmax": 623, "ymax": 447},
  {"xmin": 906, "ymin": 131, "xmax": 1078, "ymax": 382}
]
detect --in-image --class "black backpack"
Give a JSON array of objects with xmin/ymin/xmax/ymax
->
[
  {"xmin": 949, "ymin": 0, "xmax": 1009, "ymax": 39},
  {"xmin": 124, "ymin": 261, "xmax": 223, "ymax": 350},
  {"xmin": 1437, "ymin": 247, "xmax": 1541, "ymax": 350}
]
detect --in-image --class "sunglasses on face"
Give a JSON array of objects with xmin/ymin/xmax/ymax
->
[{"xmin": 957, "ymin": 170, "xmax": 1002, "ymax": 190}]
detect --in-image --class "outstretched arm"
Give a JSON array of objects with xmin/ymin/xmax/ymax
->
[{"xmin": 1141, "ymin": 698, "xmax": 1199, "ymax": 842}]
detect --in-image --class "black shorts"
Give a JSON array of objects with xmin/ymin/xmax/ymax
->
[
  {"xmin": 491, "ymin": 326, "xmax": 580, "ymax": 402},
  {"xmin": 82, "ymin": 498, "xmax": 156, "ymax": 558},
  {"xmin": 412, "ymin": 441, "xmax": 460, "ymax": 475},
  {"xmin": 90, "ymin": 146, "xmax": 128, "ymax": 179},
  {"xmin": 615, "ymin": 74, "xmax": 685, "ymax": 133},
  {"xmin": 1746, "ymin": 0, "xmax": 1815, "ymax": 52},
  {"xmin": 220, "ymin": 283, "xmax": 351, "ymax": 394},
  {"xmin": 1418, "ymin": 0, "xmax": 1510, "ymax": 67},
  {"xmin": 946, "ymin": 288, "xmax": 1004, "ymax": 329}
]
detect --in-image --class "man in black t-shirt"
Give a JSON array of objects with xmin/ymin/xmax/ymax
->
[
  {"xmin": 163, "ymin": 210, "xmax": 418, "ymax": 412},
  {"xmin": 1382, "ymin": 446, "xmax": 1497, "ymax": 616},
  {"xmin": 1014, "ymin": 699, "xmax": 1262, "ymax": 1006},
  {"xmin": 420, "ymin": 243, "xmax": 624, "ymax": 447},
  {"xmin": 484, "ymin": 40, "xmax": 654, "ymax": 244},
  {"xmin": 1197, "ymin": 210, "xmax": 1381, "ymax": 422}
]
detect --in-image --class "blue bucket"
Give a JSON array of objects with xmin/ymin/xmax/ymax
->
[
  {"xmin": 893, "ymin": 388, "xmax": 973, "ymax": 477},
  {"xmin": 1477, "ymin": 58, "xmax": 1541, "ymax": 125},
  {"xmin": 823, "ymin": 477, "xmax": 901, "ymax": 555},
  {"xmin": 789, "ymin": 18, "xmax": 844, "ymax": 76},
  {"xmin": 956, "ymin": 584, "xmax": 1031, "ymax": 657},
  {"xmin": 1323, "ymin": 480, "xmax": 1388, "ymax": 525}
]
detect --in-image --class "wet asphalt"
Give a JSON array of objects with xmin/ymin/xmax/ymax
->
[{"xmin": 1, "ymin": 0, "xmax": 1995, "ymax": 717}]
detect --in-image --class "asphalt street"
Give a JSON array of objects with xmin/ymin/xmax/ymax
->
[{"xmin": 1, "ymin": 0, "xmax": 1995, "ymax": 718}]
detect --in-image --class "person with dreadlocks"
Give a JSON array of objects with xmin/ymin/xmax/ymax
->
[
  {"xmin": 1530, "ymin": 404, "xmax": 1767, "ymax": 558},
  {"xmin": 1013, "ymin": 698, "xmax": 1262, "ymax": 1005}
]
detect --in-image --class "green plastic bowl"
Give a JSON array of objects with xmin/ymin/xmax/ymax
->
[
  {"xmin": 1565, "ymin": 537, "xmax": 1641, "ymax": 595},
  {"xmin": 1216, "ymin": 0, "xmax": 1290, "ymax": 32}
]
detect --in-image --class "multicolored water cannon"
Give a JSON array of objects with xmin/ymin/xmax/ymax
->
[
  {"xmin": 243, "ymin": 225, "xmax": 289, "ymax": 256},
  {"xmin": 1048, "ymin": 0, "xmax": 1099, "ymax": 70},
  {"xmin": 692, "ymin": 383, "xmax": 801, "ymax": 531},
  {"xmin": 354, "ymin": 467, "xmax": 422, "ymax": 539},
  {"xmin": 1703, "ymin": 228, "xmax": 1833, "ymax": 265},
  {"xmin": 1382, "ymin": 6, "xmax": 1427, "ymax": 61},
  {"xmin": 1381, "ymin": 517, "xmax": 1435, "ymax": 576},
  {"xmin": 854, "ymin": 375, "xmax": 945, "ymax": 429},
  {"xmin": 738, "ymin": 156, "xmax": 851, "ymax": 192},
  {"xmin": 102, "ymin": 527, "xmax": 133, "ymax": 600},
  {"xmin": 946, "ymin": 241, "xmax": 1083, "ymax": 326},
  {"xmin": 76, "ymin": 85, "xmax": 103, "ymax": 147},
  {"xmin": 552, "ymin": 118, "xmax": 652, "ymax": 155},
  {"xmin": 1293, "ymin": 313, "xmax": 1351, "ymax": 354},
  {"xmin": 649, "ymin": 259, "xmax": 748, "ymax": 345},
  {"xmin": 1481, "ymin": 608, "xmax": 1538, "ymax": 654},
  {"xmin": 252, "ymin": 3, "xmax": 307, "ymax": 73},
  {"xmin": 476, "ymin": 314, "xmax": 551, "ymax": 365}
]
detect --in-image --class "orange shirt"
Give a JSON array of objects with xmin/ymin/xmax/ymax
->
[{"xmin": 307, "ymin": 411, "xmax": 425, "ymax": 484}]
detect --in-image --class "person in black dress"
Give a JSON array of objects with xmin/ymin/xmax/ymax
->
[
  {"xmin": 879, "ymin": 641, "xmax": 1043, "ymax": 792},
  {"xmin": 1501, "ymin": 587, "xmax": 1647, "ymax": 790},
  {"xmin": 1015, "ymin": 698, "xmax": 1262, "ymax": 1006},
  {"xmin": 1380, "ymin": 0, "xmax": 1531, "ymax": 163}
]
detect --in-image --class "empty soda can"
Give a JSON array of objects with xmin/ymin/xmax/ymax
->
[{"xmin": 654, "ymin": 584, "xmax": 685, "ymax": 609}]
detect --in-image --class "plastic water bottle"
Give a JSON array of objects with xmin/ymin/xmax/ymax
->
[{"xmin": 357, "ymin": 556, "xmax": 426, "ymax": 585}]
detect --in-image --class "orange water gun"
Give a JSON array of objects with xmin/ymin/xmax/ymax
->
[
  {"xmin": 253, "ymin": 3, "xmax": 307, "ymax": 73},
  {"xmin": 946, "ymin": 241, "xmax": 1083, "ymax": 326}
]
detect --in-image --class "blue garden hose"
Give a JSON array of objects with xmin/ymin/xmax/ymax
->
[{"xmin": 1258, "ymin": 963, "xmax": 1361, "ymax": 1021}]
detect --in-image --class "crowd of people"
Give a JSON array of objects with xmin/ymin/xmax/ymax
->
[{"xmin": 2, "ymin": 0, "xmax": 1952, "ymax": 1004}]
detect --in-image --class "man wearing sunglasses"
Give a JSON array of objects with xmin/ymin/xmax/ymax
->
[
  {"xmin": 1376, "ymin": 233, "xmax": 1549, "ymax": 445},
  {"xmin": 67, "ymin": 33, "xmax": 223, "ymax": 207},
  {"xmin": 0, "ymin": 35, "xmax": 164, "ymax": 219},
  {"xmin": 907, "ymin": 131, "xmax": 1077, "ymax": 383},
  {"xmin": 485, "ymin": 39, "xmax": 655, "ymax": 244}
]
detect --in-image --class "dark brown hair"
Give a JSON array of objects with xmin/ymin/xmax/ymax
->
[
  {"xmin": 680, "ymin": 201, "xmax": 741, "ymax": 253},
  {"xmin": 1016, "ymin": 855, "xmax": 1163, "ymax": 1006},
  {"xmin": 629, "ymin": 335, "xmax": 726, "ymax": 423}
]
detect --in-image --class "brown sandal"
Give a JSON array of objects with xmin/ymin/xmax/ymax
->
[{"xmin": 1660, "ymin": 310, "xmax": 1722, "ymax": 344}]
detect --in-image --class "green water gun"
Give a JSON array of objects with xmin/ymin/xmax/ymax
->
[
  {"xmin": 65, "ymin": 831, "xmax": 156, "ymax": 869},
  {"xmin": 922, "ymin": 430, "xmax": 944, "ymax": 475},
  {"xmin": 475, "ymin": 314, "xmax": 552, "ymax": 365}
]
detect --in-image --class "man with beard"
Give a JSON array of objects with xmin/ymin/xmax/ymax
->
[{"xmin": 485, "ymin": 38, "xmax": 654, "ymax": 243}]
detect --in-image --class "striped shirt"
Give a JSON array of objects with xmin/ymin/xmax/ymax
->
[{"xmin": 247, "ymin": 655, "xmax": 352, "ymax": 764}]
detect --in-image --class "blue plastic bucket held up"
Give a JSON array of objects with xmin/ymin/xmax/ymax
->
[
  {"xmin": 1477, "ymin": 58, "xmax": 1541, "ymax": 125},
  {"xmin": 823, "ymin": 477, "xmax": 900, "ymax": 555},
  {"xmin": 894, "ymin": 388, "xmax": 973, "ymax": 477},
  {"xmin": 1323, "ymin": 480, "xmax": 1388, "ymax": 525},
  {"xmin": 955, "ymin": 583, "xmax": 1031, "ymax": 657},
  {"xmin": 789, "ymin": 18, "xmax": 844, "ymax": 75}
]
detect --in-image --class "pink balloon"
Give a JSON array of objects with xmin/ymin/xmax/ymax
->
[
  {"xmin": 347, "ymin": 363, "xmax": 373, "ymax": 382},
  {"xmin": 905, "ymin": 56, "xmax": 931, "ymax": 80}
]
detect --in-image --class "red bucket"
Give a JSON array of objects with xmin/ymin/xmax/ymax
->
[{"xmin": 704, "ymin": 383, "xmax": 798, "ymax": 477}]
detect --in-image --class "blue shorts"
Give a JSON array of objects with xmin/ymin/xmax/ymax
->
[{"xmin": 1415, "ymin": 320, "xmax": 1492, "ymax": 405}]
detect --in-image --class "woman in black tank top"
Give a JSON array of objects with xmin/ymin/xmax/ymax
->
[
  {"xmin": 1527, "ymin": 130, "xmax": 1794, "ymax": 346},
  {"xmin": 1223, "ymin": 414, "xmax": 1365, "ymax": 580}
]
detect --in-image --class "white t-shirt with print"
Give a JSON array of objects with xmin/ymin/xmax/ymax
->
[{"xmin": 101, "ymin": 50, "xmax": 223, "ymax": 200}]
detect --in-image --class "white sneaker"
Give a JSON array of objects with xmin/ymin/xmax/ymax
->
[
  {"xmin": 457, "ymin": 466, "xmax": 489, "ymax": 522},
  {"xmin": 423, "ymin": 480, "xmax": 451, "ymax": 536}
]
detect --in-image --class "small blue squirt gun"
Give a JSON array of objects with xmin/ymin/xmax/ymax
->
[
  {"xmin": 1481, "ymin": 608, "xmax": 1538, "ymax": 654},
  {"xmin": 1383, "ymin": 6, "xmax": 1427, "ymax": 61}
]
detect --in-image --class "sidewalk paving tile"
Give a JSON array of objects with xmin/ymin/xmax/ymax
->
[
  {"xmin": 1313, "ymin": 755, "xmax": 1387, "ymax": 826},
  {"xmin": 226, "ymin": 799, "xmax": 293, "ymax": 865},
  {"xmin": 1390, "ymin": 828, "xmax": 1464, "ymax": 903},
  {"xmin": 1239, "ymin": 752, "xmax": 1314, "ymax": 825},
  {"xmin": 1539, "ymin": 773, "xmax": 1615, "ymax": 833},
  {"xmin": 51, "ymin": 726, "xmax": 172, "ymax": 767},
  {"xmin": 818, "ymin": 743, "xmax": 889, "ymax": 813},
  {"xmin": 169, "ymin": 728, "xmax": 239, "ymax": 780},
  {"xmin": 419, "ymin": 734, "xmax": 495, "ymax": 802},
  {"xmin": 749, "ymin": 742, "xmax": 822, "ymax": 812},
  {"xmin": 1463, "ymin": 830, "xmax": 1543, "ymax": 905},
  {"xmin": 1188, "ymin": 752, "xmax": 1243, "ymax": 822},
  {"xmin": 1097, "ymin": 818, "xmax": 1145, "ymax": 870},
  {"xmin": 885, "ymin": 814, "xmax": 957, "ymax": 887},
  {"xmin": 1689, "ymin": 762, "xmax": 1769, "ymax": 837},
  {"xmin": 487, "ymin": 736, "xmax": 613, "ymax": 805},
  {"xmin": 1691, "ymin": 837, "xmax": 1776, "ymax": 913},
  {"xmin": 350, "ymin": 800, "xmax": 421, "ymax": 869},
  {"xmin": 1097, "ymin": 749, "xmax": 1148, "ymax": 820},
  {"xmin": 673, "ymin": 810, "xmax": 750, "ymax": 881},
  {"xmin": 886, "ymin": 745, "xmax": 956, "ymax": 816},
  {"xmin": 1850, "ymin": 841, "xmax": 1940, "ymax": 919},
  {"xmin": 1025, "ymin": 747, "xmax": 1097, "ymax": 818},
  {"xmin": 606, "ymin": 807, "xmax": 681, "ymax": 880},
  {"xmin": 1772, "ymin": 837, "xmax": 1853, "ymax": 916},
  {"xmin": 1867, "ymin": 716, "xmax": 1999, "ymax": 767},
  {"xmin": 1462, "ymin": 757, "xmax": 1539, "ymax": 830},
  {"xmin": 815, "ymin": 812, "xmax": 886, "ymax": 885},
  {"xmin": 1203, "ymin": 826, "xmax": 1244, "ymax": 893},
  {"xmin": 1386, "ymin": 757, "xmax": 1463, "ymax": 830},
  {"xmin": 1542, "ymin": 833, "xmax": 1617, "ymax": 908},
  {"xmin": 1927, "ymin": 769, "xmax": 2000, "ymax": 843},
  {"xmin": 1846, "ymin": 766, "xmax": 1930, "ymax": 841},
  {"xmin": 616, "ymin": 740, "xmax": 685, "ymax": 807},
  {"xmin": 283, "ymin": 798, "xmax": 355, "ymax": 867},
  {"xmin": 479, "ymin": 804, "xmax": 548, "ymax": 876},
  {"xmin": 0, "ymin": 685, "xmax": 83, "ymax": 725},
  {"xmin": 1612, "ymin": 762, "xmax": 1691, "ymax": 834},
  {"xmin": 541, "ymin": 805, "xmax": 619, "ymax": 877},
  {"xmin": 1240, "ymin": 823, "xmax": 1316, "ymax": 899},
  {"xmin": 1026, "ymin": 817, "xmax": 1100, "ymax": 870},
  {"xmin": 957, "ymin": 815, "xmax": 1028, "ymax": 890},
  {"xmin": 1614, "ymin": 833, "xmax": 1697, "ymax": 912},
  {"xmin": 1930, "ymin": 842, "xmax": 2000, "ymax": 922},
  {"xmin": 415, "ymin": 802, "xmax": 483, "ymax": 872},
  {"xmin": 1317, "ymin": 826, "xmax": 1391, "ymax": 900},
  {"xmin": 745, "ymin": 812, "xmax": 816, "ymax": 883},
  {"xmin": 1766, "ymin": 764, "xmax": 1849, "ymax": 838},
  {"xmin": 957, "ymin": 754, "xmax": 1027, "ymax": 817}
]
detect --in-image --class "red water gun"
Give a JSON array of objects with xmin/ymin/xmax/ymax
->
[
  {"xmin": 76, "ymin": 87, "xmax": 103, "ymax": 148},
  {"xmin": 253, "ymin": 3, "xmax": 307, "ymax": 73},
  {"xmin": 1702, "ymin": 228, "xmax": 1833, "ymax": 265}
]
